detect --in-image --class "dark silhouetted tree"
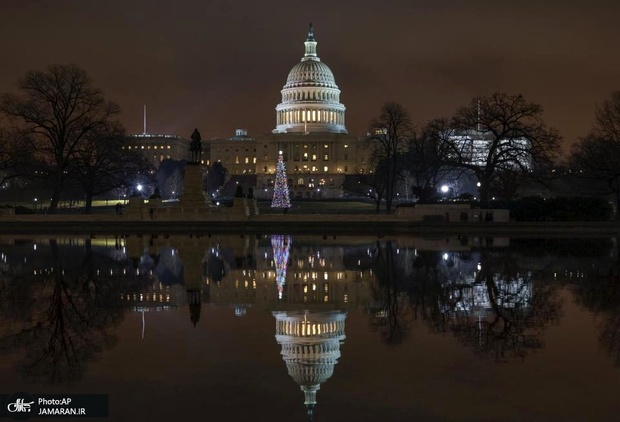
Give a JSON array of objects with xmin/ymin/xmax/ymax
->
[
  {"xmin": 72, "ymin": 123, "xmax": 152, "ymax": 213},
  {"xmin": 368, "ymin": 102, "xmax": 413, "ymax": 213},
  {"xmin": 444, "ymin": 93, "xmax": 561, "ymax": 204},
  {"xmin": 0, "ymin": 64, "xmax": 121, "ymax": 213},
  {"xmin": 569, "ymin": 91, "xmax": 620, "ymax": 219}
]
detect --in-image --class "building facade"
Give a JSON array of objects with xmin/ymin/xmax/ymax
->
[{"xmin": 125, "ymin": 133, "xmax": 192, "ymax": 167}]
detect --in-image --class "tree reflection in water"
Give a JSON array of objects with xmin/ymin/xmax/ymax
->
[
  {"xmin": 442, "ymin": 248, "xmax": 563, "ymax": 362},
  {"xmin": 572, "ymin": 237, "xmax": 620, "ymax": 365},
  {"xmin": 368, "ymin": 240, "xmax": 413, "ymax": 346},
  {"xmin": 369, "ymin": 239, "xmax": 563, "ymax": 361},
  {"xmin": 0, "ymin": 238, "xmax": 128, "ymax": 383}
]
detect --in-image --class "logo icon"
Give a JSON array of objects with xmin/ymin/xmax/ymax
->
[
  {"xmin": 4, "ymin": 393, "xmax": 37, "ymax": 421},
  {"xmin": 7, "ymin": 398, "xmax": 33, "ymax": 413}
]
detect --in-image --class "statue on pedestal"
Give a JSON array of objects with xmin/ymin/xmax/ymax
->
[{"xmin": 189, "ymin": 128, "xmax": 202, "ymax": 164}]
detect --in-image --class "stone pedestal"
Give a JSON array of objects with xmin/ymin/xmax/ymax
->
[
  {"xmin": 125, "ymin": 196, "xmax": 145, "ymax": 220},
  {"xmin": 228, "ymin": 197, "xmax": 248, "ymax": 219},
  {"xmin": 179, "ymin": 164, "xmax": 207, "ymax": 207}
]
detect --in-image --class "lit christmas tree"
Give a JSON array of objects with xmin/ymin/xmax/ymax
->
[
  {"xmin": 271, "ymin": 235, "xmax": 292, "ymax": 299},
  {"xmin": 271, "ymin": 150, "xmax": 291, "ymax": 210}
]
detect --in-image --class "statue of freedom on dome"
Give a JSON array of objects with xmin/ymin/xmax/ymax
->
[{"xmin": 189, "ymin": 128, "xmax": 202, "ymax": 164}]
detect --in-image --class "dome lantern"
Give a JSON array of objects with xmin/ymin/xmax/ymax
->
[{"xmin": 303, "ymin": 23, "xmax": 318, "ymax": 60}]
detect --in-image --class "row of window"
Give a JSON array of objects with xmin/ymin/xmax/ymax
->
[
  {"xmin": 283, "ymin": 90, "xmax": 339, "ymax": 102},
  {"xmin": 234, "ymin": 157, "xmax": 257, "ymax": 164},
  {"xmin": 267, "ymin": 178, "xmax": 331, "ymax": 187},
  {"xmin": 124, "ymin": 145, "xmax": 172, "ymax": 150},
  {"xmin": 263, "ymin": 165, "xmax": 341, "ymax": 173}
]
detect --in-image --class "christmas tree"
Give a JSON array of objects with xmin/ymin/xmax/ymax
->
[
  {"xmin": 271, "ymin": 234, "xmax": 292, "ymax": 299},
  {"xmin": 271, "ymin": 150, "xmax": 291, "ymax": 210}
]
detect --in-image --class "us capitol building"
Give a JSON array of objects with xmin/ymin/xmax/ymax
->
[
  {"xmin": 129, "ymin": 25, "xmax": 371, "ymax": 200},
  {"xmin": 211, "ymin": 24, "xmax": 371, "ymax": 199}
]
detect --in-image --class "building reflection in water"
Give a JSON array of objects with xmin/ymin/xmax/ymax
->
[
  {"xmin": 0, "ymin": 233, "xmax": 585, "ymax": 388},
  {"xmin": 273, "ymin": 310, "xmax": 347, "ymax": 421}
]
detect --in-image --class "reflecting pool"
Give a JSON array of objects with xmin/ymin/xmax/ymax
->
[{"xmin": 0, "ymin": 234, "xmax": 619, "ymax": 421}]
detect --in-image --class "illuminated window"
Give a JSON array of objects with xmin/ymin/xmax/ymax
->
[
  {"xmin": 167, "ymin": 146, "xmax": 171, "ymax": 149},
  {"xmin": 245, "ymin": 157, "xmax": 249, "ymax": 164},
  {"xmin": 323, "ymin": 166, "xmax": 328, "ymax": 172},
  {"xmin": 253, "ymin": 157, "xmax": 256, "ymax": 163},
  {"xmin": 323, "ymin": 154, "xmax": 329, "ymax": 161},
  {"xmin": 235, "ymin": 156, "xmax": 240, "ymax": 164},
  {"xmin": 344, "ymin": 144, "xmax": 348, "ymax": 148},
  {"xmin": 311, "ymin": 154, "xmax": 317, "ymax": 161},
  {"xmin": 303, "ymin": 152, "xmax": 308, "ymax": 161},
  {"xmin": 324, "ymin": 144, "xmax": 328, "ymax": 148},
  {"xmin": 308, "ymin": 179, "xmax": 315, "ymax": 188},
  {"xmin": 298, "ymin": 178, "xmax": 305, "ymax": 186}
]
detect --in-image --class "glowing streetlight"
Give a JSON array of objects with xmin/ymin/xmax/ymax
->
[{"xmin": 440, "ymin": 185, "xmax": 449, "ymax": 193}]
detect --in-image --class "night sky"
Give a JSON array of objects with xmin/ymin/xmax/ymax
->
[{"xmin": 1, "ymin": 1, "xmax": 619, "ymax": 151}]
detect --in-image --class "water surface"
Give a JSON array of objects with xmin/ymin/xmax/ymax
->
[{"xmin": 0, "ymin": 234, "xmax": 618, "ymax": 421}]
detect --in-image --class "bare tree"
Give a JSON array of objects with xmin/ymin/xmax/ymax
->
[
  {"xmin": 445, "ymin": 93, "xmax": 561, "ymax": 204},
  {"xmin": 72, "ymin": 124, "xmax": 152, "ymax": 213},
  {"xmin": 594, "ymin": 90, "xmax": 620, "ymax": 142},
  {"xmin": 569, "ymin": 91, "xmax": 620, "ymax": 219},
  {"xmin": 405, "ymin": 118, "xmax": 453, "ymax": 200},
  {"xmin": 342, "ymin": 168, "xmax": 388, "ymax": 213},
  {"xmin": 163, "ymin": 168, "xmax": 184, "ymax": 200},
  {"xmin": 569, "ymin": 135, "xmax": 620, "ymax": 219},
  {"xmin": 0, "ymin": 64, "xmax": 120, "ymax": 213},
  {"xmin": 368, "ymin": 102, "xmax": 413, "ymax": 213},
  {"xmin": 0, "ymin": 125, "xmax": 35, "ymax": 188}
]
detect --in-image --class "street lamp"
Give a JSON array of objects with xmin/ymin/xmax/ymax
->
[{"xmin": 33, "ymin": 197, "xmax": 38, "ymax": 212}]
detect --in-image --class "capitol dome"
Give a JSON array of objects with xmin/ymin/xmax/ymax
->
[{"xmin": 273, "ymin": 24, "xmax": 347, "ymax": 134}]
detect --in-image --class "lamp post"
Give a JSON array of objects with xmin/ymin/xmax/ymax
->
[{"xmin": 33, "ymin": 197, "xmax": 38, "ymax": 212}]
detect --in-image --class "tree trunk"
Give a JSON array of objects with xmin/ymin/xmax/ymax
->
[
  {"xmin": 48, "ymin": 185, "xmax": 61, "ymax": 214},
  {"xmin": 48, "ymin": 171, "xmax": 64, "ymax": 214},
  {"xmin": 84, "ymin": 190, "xmax": 94, "ymax": 214},
  {"xmin": 386, "ymin": 160, "xmax": 396, "ymax": 214}
]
